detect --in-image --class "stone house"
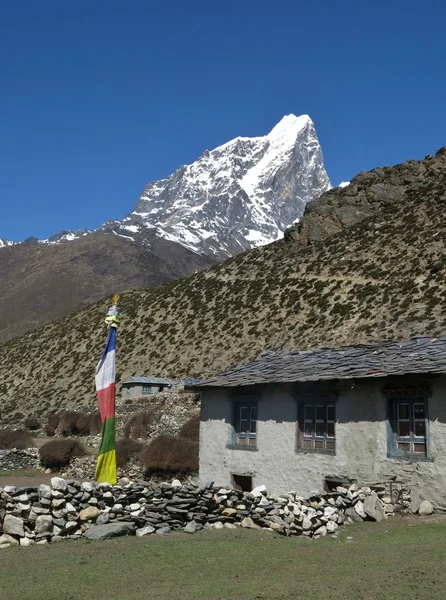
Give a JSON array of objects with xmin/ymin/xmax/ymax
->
[
  {"xmin": 122, "ymin": 376, "xmax": 175, "ymax": 399},
  {"xmin": 192, "ymin": 337, "xmax": 446, "ymax": 506}
]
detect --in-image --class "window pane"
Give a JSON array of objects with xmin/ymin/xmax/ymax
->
[
  {"xmin": 248, "ymin": 437, "xmax": 256, "ymax": 447},
  {"xmin": 397, "ymin": 404, "xmax": 409, "ymax": 419},
  {"xmin": 325, "ymin": 440, "xmax": 335, "ymax": 450},
  {"xmin": 316, "ymin": 405, "xmax": 325, "ymax": 421},
  {"xmin": 315, "ymin": 421, "xmax": 325, "ymax": 437},
  {"xmin": 327, "ymin": 422, "xmax": 335, "ymax": 438},
  {"xmin": 237, "ymin": 436, "xmax": 246, "ymax": 446},
  {"xmin": 327, "ymin": 405, "xmax": 335, "ymax": 421},
  {"xmin": 397, "ymin": 442, "xmax": 411, "ymax": 451},
  {"xmin": 304, "ymin": 405, "xmax": 314, "ymax": 421},
  {"xmin": 414, "ymin": 420, "xmax": 425, "ymax": 437},
  {"xmin": 250, "ymin": 420, "xmax": 257, "ymax": 434},
  {"xmin": 304, "ymin": 421, "xmax": 313, "ymax": 437},
  {"xmin": 250, "ymin": 407, "xmax": 258, "ymax": 422},
  {"xmin": 240, "ymin": 407, "xmax": 249, "ymax": 420},
  {"xmin": 301, "ymin": 439, "xmax": 313, "ymax": 450},
  {"xmin": 398, "ymin": 421, "xmax": 410, "ymax": 437},
  {"xmin": 314, "ymin": 439, "xmax": 324, "ymax": 449},
  {"xmin": 413, "ymin": 443, "xmax": 426, "ymax": 453},
  {"xmin": 413, "ymin": 403, "xmax": 425, "ymax": 420}
]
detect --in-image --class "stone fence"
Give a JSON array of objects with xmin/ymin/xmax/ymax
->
[{"xmin": 0, "ymin": 476, "xmax": 430, "ymax": 548}]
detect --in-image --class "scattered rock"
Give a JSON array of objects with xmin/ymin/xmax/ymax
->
[
  {"xmin": 184, "ymin": 521, "xmax": 198, "ymax": 534},
  {"xmin": 419, "ymin": 500, "xmax": 434, "ymax": 516},
  {"xmin": 83, "ymin": 523, "xmax": 135, "ymax": 541}
]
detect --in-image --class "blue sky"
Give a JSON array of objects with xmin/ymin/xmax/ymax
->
[{"xmin": 1, "ymin": 0, "xmax": 445, "ymax": 241}]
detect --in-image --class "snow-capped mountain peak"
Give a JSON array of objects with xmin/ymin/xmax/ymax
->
[
  {"xmin": 1, "ymin": 114, "xmax": 331, "ymax": 260},
  {"xmin": 119, "ymin": 114, "xmax": 331, "ymax": 257}
]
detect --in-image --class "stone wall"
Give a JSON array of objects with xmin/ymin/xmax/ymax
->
[{"xmin": 0, "ymin": 477, "xmax": 419, "ymax": 548}]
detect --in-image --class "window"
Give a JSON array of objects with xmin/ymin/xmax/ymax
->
[
  {"xmin": 232, "ymin": 402, "xmax": 258, "ymax": 448},
  {"xmin": 388, "ymin": 397, "xmax": 428, "ymax": 457},
  {"xmin": 142, "ymin": 385, "xmax": 151, "ymax": 394},
  {"xmin": 298, "ymin": 401, "xmax": 335, "ymax": 452}
]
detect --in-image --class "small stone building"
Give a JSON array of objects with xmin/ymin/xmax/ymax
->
[
  {"xmin": 192, "ymin": 337, "xmax": 446, "ymax": 506},
  {"xmin": 122, "ymin": 376, "xmax": 174, "ymax": 399}
]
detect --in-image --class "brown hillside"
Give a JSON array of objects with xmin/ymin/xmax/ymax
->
[
  {"xmin": 0, "ymin": 149, "xmax": 445, "ymax": 422},
  {"xmin": 0, "ymin": 231, "xmax": 214, "ymax": 342}
]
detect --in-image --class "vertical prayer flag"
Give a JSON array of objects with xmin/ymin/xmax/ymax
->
[{"xmin": 95, "ymin": 298, "xmax": 120, "ymax": 484}]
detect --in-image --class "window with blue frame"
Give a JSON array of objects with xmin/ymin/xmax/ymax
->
[
  {"xmin": 297, "ymin": 401, "xmax": 336, "ymax": 452},
  {"xmin": 232, "ymin": 402, "xmax": 258, "ymax": 448},
  {"xmin": 387, "ymin": 395, "xmax": 429, "ymax": 457},
  {"xmin": 142, "ymin": 385, "xmax": 151, "ymax": 394}
]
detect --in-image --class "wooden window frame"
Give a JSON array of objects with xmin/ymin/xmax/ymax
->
[
  {"xmin": 387, "ymin": 396, "xmax": 429, "ymax": 459},
  {"xmin": 297, "ymin": 400, "xmax": 336, "ymax": 454},
  {"xmin": 230, "ymin": 401, "xmax": 258, "ymax": 450}
]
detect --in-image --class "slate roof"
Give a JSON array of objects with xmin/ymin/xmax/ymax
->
[
  {"xmin": 190, "ymin": 337, "xmax": 446, "ymax": 389},
  {"xmin": 122, "ymin": 376, "xmax": 174, "ymax": 386}
]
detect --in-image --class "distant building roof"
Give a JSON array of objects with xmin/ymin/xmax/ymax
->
[
  {"xmin": 189, "ymin": 337, "xmax": 446, "ymax": 389},
  {"xmin": 122, "ymin": 376, "xmax": 174, "ymax": 386}
]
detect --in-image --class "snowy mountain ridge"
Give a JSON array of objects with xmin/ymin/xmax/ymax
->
[
  {"xmin": 115, "ymin": 114, "xmax": 331, "ymax": 257},
  {"xmin": 1, "ymin": 114, "xmax": 331, "ymax": 259}
]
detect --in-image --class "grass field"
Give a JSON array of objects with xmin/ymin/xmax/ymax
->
[{"xmin": 1, "ymin": 516, "xmax": 445, "ymax": 600}]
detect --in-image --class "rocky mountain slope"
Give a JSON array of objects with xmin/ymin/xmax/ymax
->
[
  {"xmin": 0, "ymin": 232, "xmax": 214, "ymax": 342},
  {"xmin": 1, "ymin": 149, "xmax": 445, "ymax": 422}
]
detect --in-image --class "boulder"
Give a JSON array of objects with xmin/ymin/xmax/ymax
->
[
  {"xmin": 79, "ymin": 506, "xmax": 102, "ymax": 521},
  {"xmin": 363, "ymin": 495, "xmax": 386, "ymax": 522},
  {"xmin": 136, "ymin": 526, "xmax": 156, "ymax": 537},
  {"xmin": 241, "ymin": 517, "xmax": 260, "ymax": 529},
  {"xmin": 83, "ymin": 522, "xmax": 135, "ymax": 541},
  {"xmin": 3, "ymin": 515, "xmax": 25, "ymax": 537},
  {"xmin": 0, "ymin": 534, "xmax": 19, "ymax": 546},
  {"xmin": 35, "ymin": 515, "xmax": 53, "ymax": 535},
  {"xmin": 183, "ymin": 521, "xmax": 197, "ymax": 534},
  {"xmin": 419, "ymin": 500, "xmax": 434, "ymax": 516},
  {"xmin": 51, "ymin": 478, "xmax": 67, "ymax": 493},
  {"xmin": 354, "ymin": 501, "xmax": 366, "ymax": 519},
  {"xmin": 410, "ymin": 491, "xmax": 423, "ymax": 514}
]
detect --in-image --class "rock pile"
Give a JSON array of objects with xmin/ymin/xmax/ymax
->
[
  {"xmin": 0, "ymin": 448, "xmax": 40, "ymax": 471},
  {"xmin": 0, "ymin": 477, "xmax": 409, "ymax": 548}
]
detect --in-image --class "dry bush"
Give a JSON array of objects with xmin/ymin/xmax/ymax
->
[
  {"xmin": 123, "ymin": 408, "xmax": 159, "ymax": 439},
  {"xmin": 58, "ymin": 411, "xmax": 102, "ymax": 436},
  {"xmin": 24, "ymin": 417, "xmax": 40, "ymax": 431},
  {"xmin": 141, "ymin": 434, "xmax": 198, "ymax": 473},
  {"xmin": 178, "ymin": 414, "xmax": 200, "ymax": 441},
  {"xmin": 43, "ymin": 413, "xmax": 61, "ymax": 436},
  {"xmin": 116, "ymin": 438, "xmax": 145, "ymax": 468},
  {"xmin": 0, "ymin": 428, "xmax": 34, "ymax": 449},
  {"xmin": 39, "ymin": 439, "xmax": 85, "ymax": 469},
  {"xmin": 89, "ymin": 411, "xmax": 102, "ymax": 435},
  {"xmin": 124, "ymin": 398, "xmax": 133, "ymax": 405}
]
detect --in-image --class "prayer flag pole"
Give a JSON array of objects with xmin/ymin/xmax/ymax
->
[{"xmin": 95, "ymin": 294, "xmax": 121, "ymax": 484}]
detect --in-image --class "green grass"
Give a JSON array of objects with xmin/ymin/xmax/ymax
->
[
  {"xmin": 0, "ymin": 469, "xmax": 42, "ymax": 478},
  {"xmin": 1, "ymin": 517, "xmax": 446, "ymax": 600}
]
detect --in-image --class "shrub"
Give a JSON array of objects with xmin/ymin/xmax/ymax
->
[
  {"xmin": 24, "ymin": 417, "xmax": 40, "ymax": 431},
  {"xmin": 116, "ymin": 438, "xmax": 144, "ymax": 468},
  {"xmin": 141, "ymin": 435, "xmax": 198, "ymax": 473},
  {"xmin": 58, "ymin": 411, "xmax": 102, "ymax": 436},
  {"xmin": 0, "ymin": 429, "xmax": 34, "ymax": 450},
  {"xmin": 43, "ymin": 414, "xmax": 61, "ymax": 436},
  {"xmin": 178, "ymin": 414, "xmax": 200, "ymax": 441},
  {"xmin": 123, "ymin": 409, "xmax": 159, "ymax": 439},
  {"xmin": 39, "ymin": 439, "xmax": 85, "ymax": 469}
]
